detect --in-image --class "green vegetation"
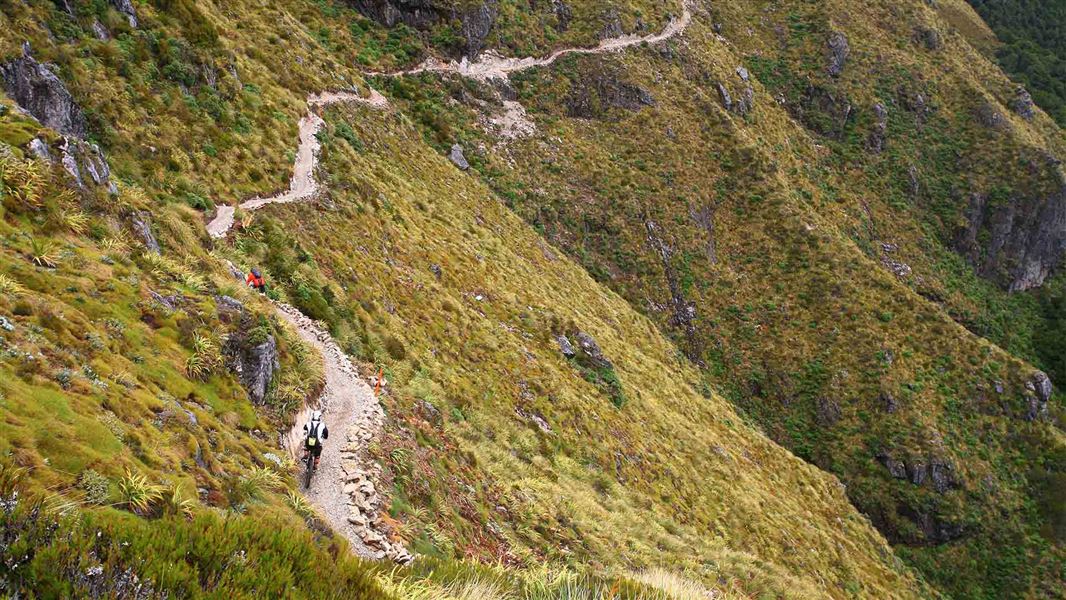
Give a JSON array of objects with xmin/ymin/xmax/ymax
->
[
  {"xmin": 968, "ymin": 0, "xmax": 1066, "ymax": 125},
  {"xmin": 0, "ymin": 0, "xmax": 1063, "ymax": 597}
]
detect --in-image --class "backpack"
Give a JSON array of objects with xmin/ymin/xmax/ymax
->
[{"xmin": 305, "ymin": 421, "xmax": 322, "ymax": 447}]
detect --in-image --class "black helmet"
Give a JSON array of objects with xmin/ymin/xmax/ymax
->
[{"xmin": 252, "ymin": 268, "xmax": 261, "ymax": 278}]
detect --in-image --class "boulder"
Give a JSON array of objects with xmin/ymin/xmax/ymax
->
[
  {"xmin": 1, "ymin": 43, "xmax": 87, "ymax": 137},
  {"xmin": 826, "ymin": 31, "xmax": 850, "ymax": 77},
  {"xmin": 449, "ymin": 144, "xmax": 470, "ymax": 170},
  {"xmin": 1010, "ymin": 86, "xmax": 1035, "ymax": 120},
  {"xmin": 575, "ymin": 331, "xmax": 612, "ymax": 369},
  {"xmin": 716, "ymin": 83, "xmax": 733, "ymax": 112},
  {"xmin": 1023, "ymin": 371, "xmax": 1053, "ymax": 421},
  {"xmin": 27, "ymin": 138, "xmax": 50, "ymax": 160},
  {"xmin": 556, "ymin": 334, "xmax": 576, "ymax": 358}
]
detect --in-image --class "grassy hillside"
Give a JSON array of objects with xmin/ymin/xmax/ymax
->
[
  {"xmin": 0, "ymin": 0, "xmax": 938, "ymax": 598},
  {"xmin": 366, "ymin": 0, "xmax": 1066, "ymax": 597},
  {"xmin": 1, "ymin": 0, "xmax": 1063, "ymax": 598}
]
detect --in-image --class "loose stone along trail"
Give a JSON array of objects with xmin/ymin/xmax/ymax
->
[
  {"xmin": 275, "ymin": 303, "xmax": 412, "ymax": 563},
  {"xmin": 204, "ymin": 0, "xmax": 693, "ymax": 564}
]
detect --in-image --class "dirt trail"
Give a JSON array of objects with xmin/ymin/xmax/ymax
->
[
  {"xmin": 204, "ymin": 0, "xmax": 693, "ymax": 564},
  {"xmin": 275, "ymin": 303, "xmax": 411, "ymax": 563},
  {"xmin": 380, "ymin": 0, "xmax": 692, "ymax": 81},
  {"xmin": 206, "ymin": 90, "xmax": 388, "ymax": 239}
]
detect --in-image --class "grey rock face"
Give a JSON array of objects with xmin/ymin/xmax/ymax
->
[
  {"xmin": 827, "ymin": 31, "xmax": 850, "ymax": 77},
  {"xmin": 449, "ymin": 144, "xmax": 470, "ymax": 170},
  {"xmin": 1, "ymin": 45, "xmax": 87, "ymax": 137},
  {"xmin": 1023, "ymin": 371, "xmax": 1053, "ymax": 421},
  {"xmin": 575, "ymin": 331, "xmax": 612, "ymax": 369},
  {"xmin": 348, "ymin": 0, "xmax": 496, "ymax": 58},
  {"xmin": 877, "ymin": 451, "xmax": 908, "ymax": 479},
  {"xmin": 601, "ymin": 8, "xmax": 624, "ymax": 39},
  {"xmin": 27, "ymin": 138, "xmax": 50, "ymax": 160},
  {"xmin": 552, "ymin": 0, "xmax": 572, "ymax": 31},
  {"xmin": 955, "ymin": 167, "xmax": 1066, "ymax": 291},
  {"xmin": 868, "ymin": 103, "xmax": 888, "ymax": 153},
  {"xmin": 556, "ymin": 334, "xmax": 576, "ymax": 358},
  {"xmin": 109, "ymin": 0, "xmax": 139, "ymax": 28},
  {"xmin": 128, "ymin": 210, "xmax": 161, "ymax": 254},
  {"xmin": 1010, "ymin": 86, "xmax": 1035, "ymax": 120},
  {"xmin": 225, "ymin": 331, "xmax": 280, "ymax": 406},
  {"xmin": 459, "ymin": 1, "xmax": 498, "ymax": 58}
]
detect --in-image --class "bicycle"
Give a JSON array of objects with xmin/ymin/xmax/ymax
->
[{"xmin": 303, "ymin": 446, "xmax": 317, "ymax": 489}]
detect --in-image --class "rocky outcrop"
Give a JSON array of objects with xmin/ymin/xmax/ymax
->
[
  {"xmin": 128, "ymin": 211, "xmax": 161, "ymax": 254},
  {"xmin": 347, "ymin": 0, "xmax": 497, "ymax": 58},
  {"xmin": 59, "ymin": 138, "xmax": 117, "ymax": 193},
  {"xmin": 791, "ymin": 84, "xmax": 853, "ymax": 140},
  {"xmin": 826, "ymin": 31, "xmax": 849, "ymax": 77},
  {"xmin": 974, "ymin": 102, "xmax": 1008, "ymax": 130},
  {"xmin": 574, "ymin": 331, "xmax": 611, "ymax": 369},
  {"xmin": 954, "ymin": 165, "xmax": 1066, "ymax": 291},
  {"xmin": 1, "ymin": 43, "xmax": 87, "ymax": 137},
  {"xmin": 551, "ymin": 0, "xmax": 572, "ymax": 31},
  {"xmin": 1023, "ymin": 371, "xmax": 1053, "ymax": 421},
  {"xmin": 109, "ymin": 0, "xmax": 139, "ymax": 28},
  {"xmin": 567, "ymin": 72, "xmax": 655, "ymax": 119},
  {"xmin": 448, "ymin": 143, "xmax": 470, "ymax": 170},
  {"xmin": 877, "ymin": 451, "xmax": 959, "ymax": 493},
  {"xmin": 3, "ymin": 45, "xmax": 119, "ymax": 194},
  {"xmin": 644, "ymin": 219, "xmax": 702, "ymax": 363},
  {"xmin": 1010, "ymin": 86, "xmax": 1035, "ymax": 120},
  {"xmin": 224, "ymin": 319, "xmax": 280, "ymax": 405},
  {"xmin": 717, "ymin": 69, "xmax": 755, "ymax": 117}
]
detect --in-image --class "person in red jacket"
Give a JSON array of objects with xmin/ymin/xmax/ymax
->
[{"xmin": 246, "ymin": 268, "xmax": 266, "ymax": 294}]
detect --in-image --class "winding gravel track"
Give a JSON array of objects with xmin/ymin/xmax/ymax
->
[{"xmin": 204, "ymin": 0, "xmax": 693, "ymax": 562}]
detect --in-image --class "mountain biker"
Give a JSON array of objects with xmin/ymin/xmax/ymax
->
[
  {"xmin": 246, "ymin": 268, "xmax": 266, "ymax": 294},
  {"xmin": 302, "ymin": 410, "xmax": 328, "ymax": 469}
]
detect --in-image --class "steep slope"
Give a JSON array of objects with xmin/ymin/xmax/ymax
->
[
  {"xmin": 225, "ymin": 97, "xmax": 932, "ymax": 598},
  {"xmin": 365, "ymin": 0, "xmax": 1066, "ymax": 597},
  {"xmin": 0, "ymin": 0, "xmax": 937, "ymax": 598}
]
